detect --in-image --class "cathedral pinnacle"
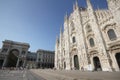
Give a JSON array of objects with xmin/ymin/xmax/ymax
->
[
  {"xmin": 73, "ymin": 0, "xmax": 79, "ymax": 10},
  {"xmin": 64, "ymin": 12, "xmax": 68, "ymax": 21},
  {"xmin": 60, "ymin": 26, "xmax": 63, "ymax": 34},
  {"xmin": 75, "ymin": 0, "xmax": 79, "ymax": 8},
  {"xmin": 86, "ymin": 0, "xmax": 93, "ymax": 11}
]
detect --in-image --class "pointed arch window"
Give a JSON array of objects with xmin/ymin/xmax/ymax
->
[
  {"xmin": 89, "ymin": 38, "xmax": 95, "ymax": 47},
  {"xmin": 72, "ymin": 37, "xmax": 76, "ymax": 43},
  {"xmin": 107, "ymin": 29, "xmax": 117, "ymax": 41}
]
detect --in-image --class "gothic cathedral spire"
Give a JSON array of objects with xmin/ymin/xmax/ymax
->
[
  {"xmin": 73, "ymin": 0, "xmax": 79, "ymax": 10},
  {"xmin": 86, "ymin": 0, "xmax": 93, "ymax": 11},
  {"xmin": 64, "ymin": 12, "xmax": 68, "ymax": 22}
]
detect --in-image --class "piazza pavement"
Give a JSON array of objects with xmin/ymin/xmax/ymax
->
[{"xmin": 0, "ymin": 69, "xmax": 120, "ymax": 80}]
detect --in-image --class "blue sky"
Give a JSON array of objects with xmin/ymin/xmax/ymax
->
[{"xmin": 0, "ymin": 0, "xmax": 107, "ymax": 52}]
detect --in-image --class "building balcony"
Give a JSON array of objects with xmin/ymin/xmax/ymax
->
[
  {"xmin": 106, "ymin": 39, "xmax": 120, "ymax": 50},
  {"xmin": 70, "ymin": 43, "xmax": 77, "ymax": 51},
  {"xmin": 87, "ymin": 46, "xmax": 98, "ymax": 55}
]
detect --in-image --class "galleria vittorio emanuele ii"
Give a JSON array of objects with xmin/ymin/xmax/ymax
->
[{"xmin": 55, "ymin": 0, "xmax": 120, "ymax": 72}]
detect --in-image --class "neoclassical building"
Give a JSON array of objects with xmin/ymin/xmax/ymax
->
[
  {"xmin": 55, "ymin": 0, "xmax": 120, "ymax": 71},
  {"xmin": 26, "ymin": 51, "xmax": 37, "ymax": 69},
  {"xmin": 0, "ymin": 40, "xmax": 30, "ymax": 68},
  {"xmin": 0, "ymin": 40, "xmax": 55, "ymax": 69},
  {"xmin": 36, "ymin": 49, "xmax": 54, "ymax": 69}
]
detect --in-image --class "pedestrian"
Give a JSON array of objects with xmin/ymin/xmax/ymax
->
[{"xmin": 81, "ymin": 66, "xmax": 84, "ymax": 71}]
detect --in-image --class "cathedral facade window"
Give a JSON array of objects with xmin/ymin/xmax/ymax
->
[
  {"xmin": 89, "ymin": 38, "xmax": 95, "ymax": 47},
  {"xmin": 72, "ymin": 37, "xmax": 76, "ymax": 43},
  {"xmin": 107, "ymin": 29, "xmax": 117, "ymax": 41}
]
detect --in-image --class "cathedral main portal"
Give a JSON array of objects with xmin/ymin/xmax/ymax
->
[
  {"xmin": 115, "ymin": 53, "xmax": 120, "ymax": 69},
  {"xmin": 93, "ymin": 57, "xmax": 102, "ymax": 71},
  {"xmin": 74, "ymin": 55, "xmax": 79, "ymax": 70}
]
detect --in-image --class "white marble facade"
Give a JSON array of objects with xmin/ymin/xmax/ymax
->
[{"xmin": 55, "ymin": 0, "xmax": 120, "ymax": 71}]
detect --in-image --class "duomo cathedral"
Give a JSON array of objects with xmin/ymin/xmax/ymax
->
[{"xmin": 55, "ymin": 0, "xmax": 120, "ymax": 71}]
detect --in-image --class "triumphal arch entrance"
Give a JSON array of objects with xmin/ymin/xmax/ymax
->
[{"xmin": 0, "ymin": 40, "xmax": 30, "ymax": 68}]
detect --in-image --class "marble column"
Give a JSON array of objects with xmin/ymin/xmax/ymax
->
[
  {"xmin": 23, "ymin": 59, "xmax": 26, "ymax": 68},
  {"xmin": 2, "ymin": 47, "xmax": 10, "ymax": 67},
  {"xmin": 2, "ymin": 56, "xmax": 7, "ymax": 67},
  {"xmin": 16, "ymin": 57, "xmax": 20, "ymax": 68}
]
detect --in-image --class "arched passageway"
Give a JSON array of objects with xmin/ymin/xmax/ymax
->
[
  {"xmin": 0, "ymin": 60, "xmax": 4, "ymax": 68},
  {"xmin": 74, "ymin": 55, "xmax": 79, "ymax": 70},
  {"xmin": 6, "ymin": 49, "xmax": 19, "ymax": 67},
  {"xmin": 115, "ymin": 53, "xmax": 120, "ymax": 69},
  {"xmin": 93, "ymin": 56, "xmax": 102, "ymax": 71}
]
